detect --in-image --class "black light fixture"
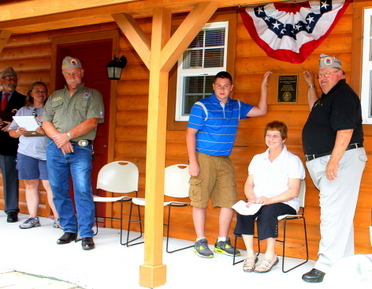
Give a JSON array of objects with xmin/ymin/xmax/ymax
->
[{"xmin": 106, "ymin": 55, "xmax": 127, "ymax": 80}]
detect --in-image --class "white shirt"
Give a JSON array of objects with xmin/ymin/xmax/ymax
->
[{"xmin": 248, "ymin": 145, "xmax": 305, "ymax": 212}]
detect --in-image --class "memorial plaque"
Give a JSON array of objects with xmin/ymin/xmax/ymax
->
[{"xmin": 278, "ymin": 75, "xmax": 297, "ymax": 103}]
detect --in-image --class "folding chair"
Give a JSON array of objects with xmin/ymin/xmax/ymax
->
[
  {"xmin": 163, "ymin": 164, "xmax": 194, "ymax": 253},
  {"xmin": 233, "ymin": 180, "xmax": 308, "ymax": 273},
  {"xmin": 93, "ymin": 161, "xmax": 139, "ymax": 245},
  {"xmin": 126, "ymin": 164, "xmax": 193, "ymax": 252}
]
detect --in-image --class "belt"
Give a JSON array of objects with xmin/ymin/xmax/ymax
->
[
  {"xmin": 70, "ymin": 140, "xmax": 93, "ymax": 147},
  {"xmin": 305, "ymin": 143, "xmax": 363, "ymax": 162}
]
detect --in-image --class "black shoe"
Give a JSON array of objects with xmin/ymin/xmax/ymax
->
[
  {"xmin": 57, "ymin": 232, "xmax": 77, "ymax": 244},
  {"xmin": 82, "ymin": 237, "xmax": 95, "ymax": 250},
  {"xmin": 302, "ymin": 268, "xmax": 326, "ymax": 283},
  {"xmin": 7, "ymin": 212, "xmax": 18, "ymax": 223}
]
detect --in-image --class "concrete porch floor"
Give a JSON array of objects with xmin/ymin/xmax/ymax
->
[{"xmin": 1, "ymin": 210, "xmax": 369, "ymax": 289}]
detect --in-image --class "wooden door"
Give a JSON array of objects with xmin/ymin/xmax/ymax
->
[{"xmin": 56, "ymin": 39, "xmax": 112, "ymax": 216}]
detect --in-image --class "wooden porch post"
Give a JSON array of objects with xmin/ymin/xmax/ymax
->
[
  {"xmin": 113, "ymin": 2, "xmax": 219, "ymax": 287},
  {"xmin": 139, "ymin": 7, "xmax": 171, "ymax": 288}
]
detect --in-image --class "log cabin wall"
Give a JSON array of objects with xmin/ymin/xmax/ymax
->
[{"xmin": 0, "ymin": 2, "xmax": 371, "ymax": 261}]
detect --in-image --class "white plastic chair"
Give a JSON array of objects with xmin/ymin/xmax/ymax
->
[
  {"xmin": 93, "ymin": 161, "xmax": 139, "ymax": 245},
  {"xmin": 233, "ymin": 180, "xmax": 309, "ymax": 273},
  {"xmin": 126, "ymin": 164, "xmax": 193, "ymax": 252}
]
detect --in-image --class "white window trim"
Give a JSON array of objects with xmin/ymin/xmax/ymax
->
[
  {"xmin": 175, "ymin": 21, "xmax": 229, "ymax": 122},
  {"xmin": 361, "ymin": 8, "xmax": 372, "ymax": 124}
]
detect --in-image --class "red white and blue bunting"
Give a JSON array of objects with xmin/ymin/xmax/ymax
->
[{"xmin": 240, "ymin": 0, "xmax": 351, "ymax": 63}]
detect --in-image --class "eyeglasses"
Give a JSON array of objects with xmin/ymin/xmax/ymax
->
[
  {"xmin": 3, "ymin": 76, "xmax": 17, "ymax": 81},
  {"xmin": 317, "ymin": 70, "xmax": 339, "ymax": 79},
  {"xmin": 32, "ymin": 89, "xmax": 46, "ymax": 93}
]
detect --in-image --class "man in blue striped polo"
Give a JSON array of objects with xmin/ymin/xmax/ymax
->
[{"xmin": 187, "ymin": 71, "xmax": 272, "ymax": 258}]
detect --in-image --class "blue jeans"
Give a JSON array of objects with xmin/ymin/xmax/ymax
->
[{"xmin": 46, "ymin": 140, "xmax": 95, "ymax": 238}]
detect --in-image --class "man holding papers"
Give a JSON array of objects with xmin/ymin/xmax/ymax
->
[{"xmin": 234, "ymin": 121, "xmax": 305, "ymax": 273}]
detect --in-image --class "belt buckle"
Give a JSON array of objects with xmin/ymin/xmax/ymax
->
[
  {"xmin": 305, "ymin": 154, "xmax": 315, "ymax": 161},
  {"xmin": 78, "ymin": 140, "xmax": 89, "ymax": 147}
]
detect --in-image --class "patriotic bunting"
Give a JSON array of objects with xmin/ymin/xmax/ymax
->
[{"xmin": 240, "ymin": 0, "xmax": 351, "ymax": 63}]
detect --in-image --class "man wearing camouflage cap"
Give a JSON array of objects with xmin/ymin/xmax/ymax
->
[
  {"xmin": 0, "ymin": 67, "xmax": 26, "ymax": 223},
  {"xmin": 301, "ymin": 55, "xmax": 367, "ymax": 283},
  {"xmin": 42, "ymin": 56, "xmax": 104, "ymax": 250}
]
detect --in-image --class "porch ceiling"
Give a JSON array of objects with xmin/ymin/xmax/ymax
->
[{"xmin": 0, "ymin": 0, "xmax": 280, "ymax": 35}]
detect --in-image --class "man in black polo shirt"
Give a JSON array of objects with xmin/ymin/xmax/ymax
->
[{"xmin": 301, "ymin": 54, "xmax": 367, "ymax": 283}]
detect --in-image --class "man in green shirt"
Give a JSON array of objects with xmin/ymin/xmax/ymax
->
[{"xmin": 43, "ymin": 56, "xmax": 104, "ymax": 250}]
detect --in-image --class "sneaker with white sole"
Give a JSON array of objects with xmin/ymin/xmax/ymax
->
[
  {"xmin": 214, "ymin": 237, "xmax": 241, "ymax": 256},
  {"xmin": 19, "ymin": 217, "xmax": 41, "ymax": 229},
  {"xmin": 194, "ymin": 238, "xmax": 214, "ymax": 258},
  {"xmin": 53, "ymin": 218, "xmax": 63, "ymax": 229}
]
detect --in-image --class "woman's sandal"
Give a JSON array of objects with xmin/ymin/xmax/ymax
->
[
  {"xmin": 254, "ymin": 256, "xmax": 279, "ymax": 273},
  {"xmin": 243, "ymin": 256, "xmax": 258, "ymax": 272}
]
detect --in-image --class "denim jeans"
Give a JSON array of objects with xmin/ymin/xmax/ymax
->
[{"xmin": 46, "ymin": 140, "xmax": 95, "ymax": 238}]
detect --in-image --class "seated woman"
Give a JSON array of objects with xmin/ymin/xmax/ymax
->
[{"xmin": 234, "ymin": 120, "xmax": 305, "ymax": 273}]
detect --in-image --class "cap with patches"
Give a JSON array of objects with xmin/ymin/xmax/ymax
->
[
  {"xmin": 319, "ymin": 54, "xmax": 342, "ymax": 70},
  {"xmin": 0, "ymin": 67, "xmax": 17, "ymax": 78},
  {"xmin": 62, "ymin": 56, "xmax": 82, "ymax": 69}
]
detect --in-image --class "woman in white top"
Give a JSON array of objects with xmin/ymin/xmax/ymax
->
[
  {"xmin": 9, "ymin": 82, "xmax": 60, "ymax": 229},
  {"xmin": 234, "ymin": 121, "xmax": 305, "ymax": 273}
]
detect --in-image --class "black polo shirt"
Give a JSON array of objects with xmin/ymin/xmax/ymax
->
[{"xmin": 302, "ymin": 79, "xmax": 363, "ymax": 155}]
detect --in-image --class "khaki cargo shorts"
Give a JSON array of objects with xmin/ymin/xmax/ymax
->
[{"xmin": 189, "ymin": 152, "xmax": 237, "ymax": 208}]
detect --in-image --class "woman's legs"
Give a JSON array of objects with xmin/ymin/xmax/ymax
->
[
  {"xmin": 23, "ymin": 179, "xmax": 40, "ymax": 217},
  {"xmin": 242, "ymin": 234, "xmax": 257, "ymax": 271},
  {"xmin": 41, "ymin": 179, "xmax": 59, "ymax": 219}
]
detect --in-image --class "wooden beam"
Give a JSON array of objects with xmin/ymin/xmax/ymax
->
[
  {"xmin": 140, "ymin": 6, "xmax": 172, "ymax": 288},
  {"xmin": 0, "ymin": 0, "xmax": 138, "ymax": 22},
  {"xmin": 112, "ymin": 13, "xmax": 151, "ymax": 69},
  {"xmin": 160, "ymin": 1, "xmax": 219, "ymax": 71},
  {"xmin": 0, "ymin": 0, "xmax": 283, "ymax": 35},
  {"xmin": 0, "ymin": 30, "xmax": 11, "ymax": 54}
]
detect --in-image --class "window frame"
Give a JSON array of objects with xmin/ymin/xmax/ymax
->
[{"xmin": 174, "ymin": 21, "xmax": 229, "ymax": 122}]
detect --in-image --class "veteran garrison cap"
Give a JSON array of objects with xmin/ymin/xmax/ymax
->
[
  {"xmin": 0, "ymin": 66, "xmax": 17, "ymax": 78},
  {"xmin": 62, "ymin": 56, "xmax": 83, "ymax": 69},
  {"xmin": 319, "ymin": 54, "xmax": 342, "ymax": 70}
]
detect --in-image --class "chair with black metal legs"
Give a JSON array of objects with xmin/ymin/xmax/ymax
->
[
  {"xmin": 93, "ymin": 161, "xmax": 140, "ymax": 245},
  {"xmin": 163, "ymin": 164, "xmax": 194, "ymax": 253},
  {"xmin": 126, "ymin": 164, "xmax": 193, "ymax": 252}
]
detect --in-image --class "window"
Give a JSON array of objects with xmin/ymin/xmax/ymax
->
[
  {"xmin": 361, "ymin": 8, "xmax": 372, "ymax": 124},
  {"xmin": 175, "ymin": 21, "xmax": 229, "ymax": 121}
]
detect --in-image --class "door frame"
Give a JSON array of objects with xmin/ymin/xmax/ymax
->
[{"xmin": 51, "ymin": 29, "xmax": 120, "ymax": 165}]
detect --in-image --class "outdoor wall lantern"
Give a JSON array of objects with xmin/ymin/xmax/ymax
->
[{"xmin": 106, "ymin": 55, "xmax": 127, "ymax": 80}]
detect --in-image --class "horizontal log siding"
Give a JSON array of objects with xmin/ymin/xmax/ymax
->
[
  {"xmin": 1, "ymin": 4, "xmax": 371, "ymax": 261},
  {"xmin": 0, "ymin": 31, "xmax": 54, "ymax": 218}
]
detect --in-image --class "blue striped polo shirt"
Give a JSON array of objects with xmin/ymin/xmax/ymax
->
[{"xmin": 187, "ymin": 93, "xmax": 253, "ymax": 156}]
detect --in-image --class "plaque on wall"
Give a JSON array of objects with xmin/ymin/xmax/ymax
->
[{"xmin": 277, "ymin": 75, "xmax": 297, "ymax": 103}]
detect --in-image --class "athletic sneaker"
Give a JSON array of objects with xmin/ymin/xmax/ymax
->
[
  {"xmin": 53, "ymin": 218, "xmax": 63, "ymax": 229},
  {"xmin": 214, "ymin": 237, "xmax": 241, "ymax": 256},
  {"xmin": 19, "ymin": 217, "xmax": 41, "ymax": 229},
  {"xmin": 194, "ymin": 238, "xmax": 214, "ymax": 258}
]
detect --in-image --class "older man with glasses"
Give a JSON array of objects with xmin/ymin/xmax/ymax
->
[
  {"xmin": 0, "ymin": 67, "xmax": 26, "ymax": 223},
  {"xmin": 301, "ymin": 55, "xmax": 367, "ymax": 283}
]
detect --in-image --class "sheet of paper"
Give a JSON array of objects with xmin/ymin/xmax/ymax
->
[
  {"xmin": 232, "ymin": 200, "xmax": 262, "ymax": 216},
  {"xmin": 12, "ymin": 116, "xmax": 40, "ymax": 131}
]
